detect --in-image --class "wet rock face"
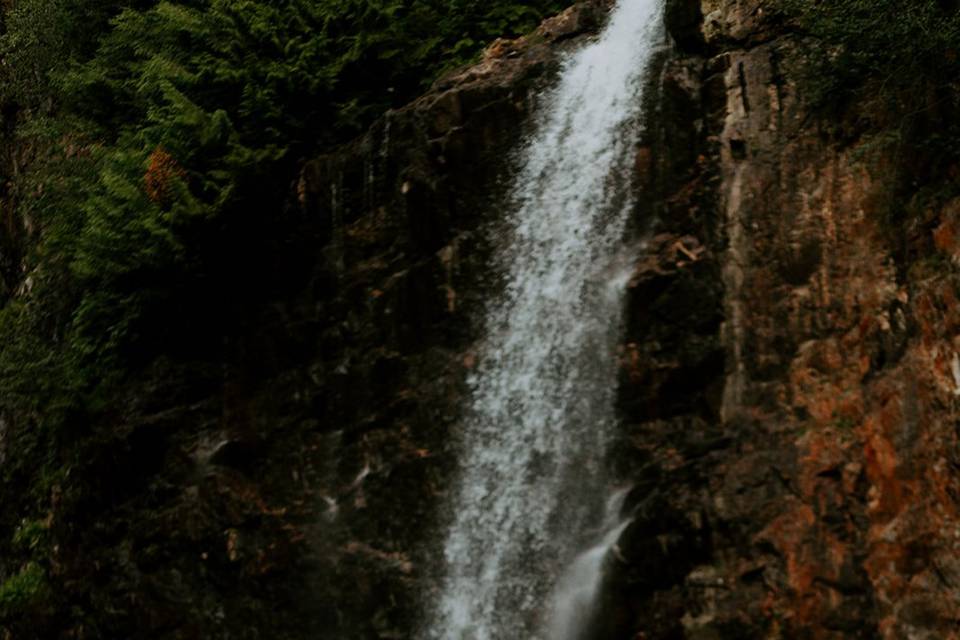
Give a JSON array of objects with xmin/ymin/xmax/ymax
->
[{"xmin": 600, "ymin": 0, "xmax": 960, "ymax": 638}]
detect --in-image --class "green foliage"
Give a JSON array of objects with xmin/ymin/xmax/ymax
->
[
  {"xmin": 48, "ymin": 0, "xmax": 571, "ymax": 143},
  {"xmin": 781, "ymin": 0, "xmax": 960, "ymax": 116},
  {"xmin": 0, "ymin": 0, "xmax": 574, "ymax": 435},
  {"xmin": 0, "ymin": 562, "xmax": 48, "ymax": 614},
  {"xmin": 0, "ymin": 0, "xmax": 64, "ymax": 105},
  {"xmin": 782, "ymin": 0, "xmax": 960, "ymax": 135},
  {"xmin": 0, "ymin": 0, "xmax": 152, "ymax": 110},
  {"xmin": 12, "ymin": 519, "xmax": 49, "ymax": 554},
  {"xmin": 782, "ymin": 0, "xmax": 960, "ymax": 223}
]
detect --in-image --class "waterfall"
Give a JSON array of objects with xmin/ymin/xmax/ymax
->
[
  {"xmin": 547, "ymin": 490, "xmax": 632, "ymax": 640},
  {"xmin": 428, "ymin": 1, "xmax": 664, "ymax": 638}
]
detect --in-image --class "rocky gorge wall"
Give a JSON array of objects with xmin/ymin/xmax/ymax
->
[
  {"xmin": 600, "ymin": 1, "xmax": 960, "ymax": 638},
  {"xmin": 4, "ymin": 0, "xmax": 960, "ymax": 638}
]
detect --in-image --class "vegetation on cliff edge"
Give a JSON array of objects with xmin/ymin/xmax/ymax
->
[{"xmin": 782, "ymin": 0, "xmax": 960, "ymax": 216}]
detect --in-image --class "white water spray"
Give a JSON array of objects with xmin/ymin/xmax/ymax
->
[
  {"xmin": 548, "ymin": 490, "xmax": 632, "ymax": 640},
  {"xmin": 428, "ymin": 1, "xmax": 664, "ymax": 638}
]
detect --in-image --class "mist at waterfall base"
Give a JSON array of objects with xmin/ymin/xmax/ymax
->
[
  {"xmin": 547, "ymin": 490, "xmax": 632, "ymax": 640},
  {"xmin": 426, "ymin": 1, "xmax": 665, "ymax": 639}
]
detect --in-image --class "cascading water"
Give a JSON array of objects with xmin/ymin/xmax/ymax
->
[
  {"xmin": 428, "ymin": 1, "xmax": 664, "ymax": 638},
  {"xmin": 547, "ymin": 489, "xmax": 632, "ymax": 640}
]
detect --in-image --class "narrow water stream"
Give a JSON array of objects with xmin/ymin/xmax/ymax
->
[
  {"xmin": 428, "ymin": 1, "xmax": 664, "ymax": 638},
  {"xmin": 548, "ymin": 489, "xmax": 632, "ymax": 640}
]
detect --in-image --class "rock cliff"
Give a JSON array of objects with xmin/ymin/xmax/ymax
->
[
  {"xmin": 3, "ymin": 0, "xmax": 960, "ymax": 638},
  {"xmin": 601, "ymin": 1, "xmax": 960, "ymax": 638}
]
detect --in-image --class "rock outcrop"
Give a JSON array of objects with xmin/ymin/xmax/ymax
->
[
  {"xmin": 597, "ymin": 1, "xmax": 960, "ymax": 638},
  {"xmin": 6, "ymin": 0, "xmax": 960, "ymax": 638}
]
